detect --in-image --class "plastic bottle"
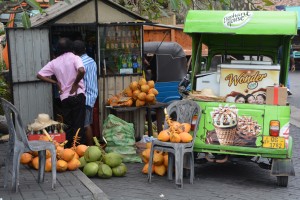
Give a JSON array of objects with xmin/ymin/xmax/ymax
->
[
  {"xmin": 137, "ymin": 55, "xmax": 142, "ymax": 73},
  {"xmin": 122, "ymin": 55, "xmax": 127, "ymax": 68},
  {"xmin": 118, "ymin": 53, "xmax": 123, "ymax": 71},
  {"xmin": 127, "ymin": 54, "xmax": 132, "ymax": 68},
  {"xmin": 132, "ymin": 54, "xmax": 138, "ymax": 73}
]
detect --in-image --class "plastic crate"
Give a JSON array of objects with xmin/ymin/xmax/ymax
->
[
  {"xmin": 27, "ymin": 132, "xmax": 66, "ymax": 143},
  {"xmin": 293, "ymin": 51, "xmax": 300, "ymax": 59}
]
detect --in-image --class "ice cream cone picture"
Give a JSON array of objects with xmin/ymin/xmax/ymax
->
[
  {"xmin": 234, "ymin": 116, "xmax": 261, "ymax": 146},
  {"xmin": 211, "ymin": 104, "xmax": 238, "ymax": 146}
]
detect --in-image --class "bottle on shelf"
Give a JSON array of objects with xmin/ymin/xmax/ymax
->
[
  {"xmin": 137, "ymin": 55, "xmax": 142, "ymax": 73},
  {"xmin": 106, "ymin": 38, "xmax": 110, "ymax": 49},
  {"xmin": 54, "ymin": 125, "xmax": 58, "ymax": 134},
  {"xmin": 132, "ymin": 54, "xmax": 138, "ymax": 73},
  {"xmin": 118, "ymin": 53, "xmax": 123, "ymax": 71},
  {"xmin": 121, "ymin": 37, "xmax": 125, "ymax": 49},
  {"xmin": 122, "ymin": 54, "xmax": 127, "ymax": 68},
  {"xmin": 59, "ymin": 123, "xmax": 65, "ymax": 135},
  {"xmin": 127, "ymin": 54, "xmax": 132, "ymax": 68},
  {"xmin": 48, "ymin": 126, "xmax": 53, "ymax": 134},
  {"xmin": 114, "ymin": 38, "xmax": 118, "ymax": 49}
]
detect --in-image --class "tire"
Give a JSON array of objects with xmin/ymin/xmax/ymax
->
[{"xmin": 277, "ymin": 176, "xmax": 288, "ymax": 187}]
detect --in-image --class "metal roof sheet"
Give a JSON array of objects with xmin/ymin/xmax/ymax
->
[
  {"xmin": 30, "ymin": 0, "xmax": 150, "ymax": 27},
  {"xmin": 31, "ymin": 0, "xmax": 87, "ymax": 27}
]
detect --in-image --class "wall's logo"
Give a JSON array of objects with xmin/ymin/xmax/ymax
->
[{"xmin": 223, "ymin": 11, "xmax": 253, "ymax": 29}]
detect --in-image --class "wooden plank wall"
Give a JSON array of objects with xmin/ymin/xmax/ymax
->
[
  {"xmin": 9, "ymin": 29, "xmax": 50, "ymax": 82},
  {"xmin": 13, "ymin": 83, "xmax": 53, "ymax": 126},
  {"xmin": 98, "ymin": 75, "xmax": 146, "ymax": 140},
  {"xmin": 8, "ymin": 28, "xmax": 53, "ymax": 126}
]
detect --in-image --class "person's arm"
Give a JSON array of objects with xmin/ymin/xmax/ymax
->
[
  {"xmin": 290, "ymin": 57, "xmax": 296, "ymax": 72},
  {"xmin": 70, "ymin": 67, "xmax": 85, "ymax": 94},
  {"xmin": 37, "ymin": 74, "xmax": 62, "ymax": 93}
]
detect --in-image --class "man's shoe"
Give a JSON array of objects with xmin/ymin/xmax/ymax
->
[{"xmin": 287, "ymin": 89, "xmax": 292, "ymax": 96}]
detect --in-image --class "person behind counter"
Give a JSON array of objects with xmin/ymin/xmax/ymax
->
[
  {"xmin": 37, "ymin": 37, "xmax": 86, "ymax": 147},
  {"xmin": 256, "ymin": 94, "xmax": 266, "ymax": 104},
  {"xmin": 245, "ymin": 94, "xmax": 256, "ymax": 104},
  {"xmin": 235, "ymin": 94, "xmax": 246, "ymax": 103},
  {"xmin": 73, "ymin": 40, "xmax": 98, "ymax": 146}
]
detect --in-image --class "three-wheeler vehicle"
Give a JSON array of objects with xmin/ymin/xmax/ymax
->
[
  {"xmin": 184, "ymin": 10, "xmax": 297, "ymax": 187},
  {"xmin": 144, "ymin": 41, "xmax": 188, "ymax": 103}
]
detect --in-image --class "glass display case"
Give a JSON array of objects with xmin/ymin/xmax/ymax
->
[{"xmin": 100, "ymin": 25, "xmax": 143, "ymax": 75}]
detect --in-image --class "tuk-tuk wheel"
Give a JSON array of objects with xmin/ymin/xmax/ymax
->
[{"xmin": 277, "ymin": 176, "xmax": 288, "ymax": 187}]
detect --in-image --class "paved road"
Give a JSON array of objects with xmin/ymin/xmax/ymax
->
[{"xmin": 91, "ymin": 71, "xmax": 300, "ymax": 200}]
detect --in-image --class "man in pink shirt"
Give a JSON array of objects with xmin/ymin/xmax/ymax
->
[{"xmin": 37, "ymin": 38, "xmax": 86, "ymax": 147}]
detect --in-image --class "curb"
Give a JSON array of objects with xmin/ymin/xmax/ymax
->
[{"xmin": 72, "ymin": 170, "xmax": 110, "ymax": 200}]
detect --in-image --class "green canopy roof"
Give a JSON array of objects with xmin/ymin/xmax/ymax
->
[
  {"xmin": 184, "ymin": 10, "xmax": 298, "ymax": 35},
  {"xmin": 285, "ymin": 6, "xmax": 300, "ymax": 29}
]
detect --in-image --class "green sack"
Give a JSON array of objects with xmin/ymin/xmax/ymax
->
[
  {"xmin": 121, "ymin": 154, "xmax": 142, "ymax": 163},
  {"xmin": 103, "ymin": 114, "xmax": 135, "ymax": 146},
  {"xmin": 105, "ymin": 145, "xmax": 137, "ymax": 155},
  {"xmin": 103, "ymin": 114, "xmax": 129, "ymax": 128}
]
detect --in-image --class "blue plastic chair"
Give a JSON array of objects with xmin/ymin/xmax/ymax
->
[
  {"xmin": 0, "ymin": 98, "xmax": 56, "ymax": 192},
  {"xmin": 148, "ymin": 99, "xmax": 201, "ymax": 189}
]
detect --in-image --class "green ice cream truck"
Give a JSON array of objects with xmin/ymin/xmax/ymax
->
[{"xmin": 184, "ymin": 10, "xmax": 297, "ymax": 187}]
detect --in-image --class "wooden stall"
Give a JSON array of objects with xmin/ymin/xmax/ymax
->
[{"xmin": 6, "ymin": 0, "xmax": 152, "ymax": 139}]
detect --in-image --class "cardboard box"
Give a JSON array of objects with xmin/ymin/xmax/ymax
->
[
  {"xmin": 266, "ymin": 86, "xmax": 287, "ymax": 106},
  {"xmin": 27, "ymin": 132, "xmax": 66, "ymax": 143}
]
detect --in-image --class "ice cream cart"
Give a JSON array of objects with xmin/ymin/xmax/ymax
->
[{"xmin": 184, "ymin": 10, "xmax": 297, "ymax": 187}]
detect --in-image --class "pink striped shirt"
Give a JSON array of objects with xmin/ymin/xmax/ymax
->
[{"xmin": 38, "ymin": 52, "xmax": 85, "ymax": 100}]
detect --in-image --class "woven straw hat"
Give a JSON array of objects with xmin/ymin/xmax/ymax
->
[{"xmin": 28, "ymin": 113, "xmax": 59, "ymax": 131}]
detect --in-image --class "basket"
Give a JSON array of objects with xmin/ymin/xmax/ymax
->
[{"xmin": 214, "ymin": 125, "xmax": 237, "ymax": 146}]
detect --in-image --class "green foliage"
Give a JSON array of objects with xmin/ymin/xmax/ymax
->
[
  {"xmin": 0, "ymin": 72, "xmax": 10, "ymax": 114},
  {"xmin": 0, "ymin": 76, "xmax": 8, "ymax": 97},
  {"xmin": 21, "ymin": 12, "xmax": 31, "ymax": 29},
  {"xmin": 262, "ymin": 0, "xmax": 275, "ymax": 6},
  {"xmin": 25, "ymin": 0, "xmax": 43, "ymax": 12}
]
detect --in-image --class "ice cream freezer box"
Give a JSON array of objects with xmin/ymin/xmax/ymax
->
[
  {"xmin": 219, "ymin": 62, "xmax": 280, "ymax": 99},
  {"xmin": 195, "ymin": 61, "xmax": 280, "ymax": 100}
]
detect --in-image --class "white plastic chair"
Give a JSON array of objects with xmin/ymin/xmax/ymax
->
[
  {"xmin": 0, "ymin": 98, "xmax": 56, "ymax": 192},
  {"xmin": 148, "ymin": 99, "xmax": 201, "ymax": 189}
]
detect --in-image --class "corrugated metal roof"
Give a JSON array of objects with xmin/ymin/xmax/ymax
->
[
  {"xmin": 285, "ymin": 6, "xmax": 300, "ymax": 29},
  {"xmin": 31, "ymin": 0, "xmax": 88, "ymax": 27},
  {"xmin": 30, "ymin": 0, "xmax": 151, "ymax": 27}
]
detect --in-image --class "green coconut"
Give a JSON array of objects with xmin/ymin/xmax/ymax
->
[
  {"xmin": 84, "ymin": 146, "xmax": 102, "ymax": 162},
  {"xmin": 94, "ymin": 161, "xmax": 103, "ymax": 167},
  {"xmin": 98, "ymin": 163, "xmax": 113, "ymax": 179},
  {"xmin": 83, "ymin": 162, "xmax": 99, "ymax": 177},
  {"xmin": 79, "ymin": 156, "xmax": 87, "ymax": 168},
  {"xmin": 119, "ymin": 163, "xmax": 127, "ymax": 174},
  {"xmin": 104, "ymin": 152, "xmax": 122, "ymax": 168},
  {"xmin": 112, "ymin": 163, "xmax": 127, "ymax": 177}
]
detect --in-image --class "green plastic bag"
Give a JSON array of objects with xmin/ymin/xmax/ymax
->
[{"xmin": 103, "ymin": 114, "xmax": 135, "ymax": 146}]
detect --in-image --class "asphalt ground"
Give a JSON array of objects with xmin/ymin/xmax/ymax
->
[
  {"xmin": 91, "ymin": 124, "xmax": 300, "ymax": 200},
  {"xmin": 0, "ymin": 71, "xmax": 300, "ymax": 200}
]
